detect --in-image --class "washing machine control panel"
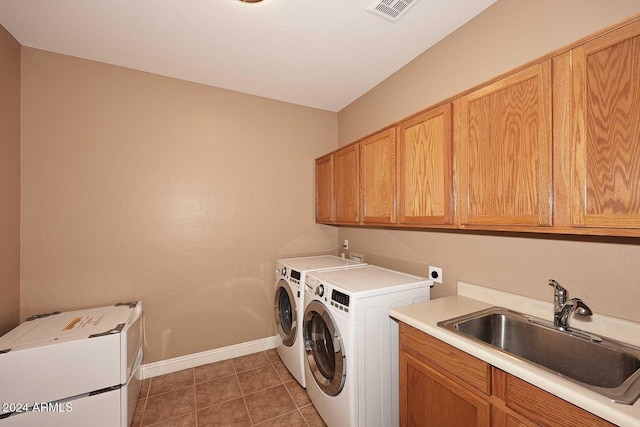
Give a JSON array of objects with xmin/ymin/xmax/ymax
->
[
  {"xmin": 331, "ymin": 289, "xmax": 350, "ymax": 308},
  {"xmin": 290, "ymin": 269, "xmax": 301, "ymax": 285}
]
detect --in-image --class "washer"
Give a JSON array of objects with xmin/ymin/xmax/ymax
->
[
  {"xmin": 303, "ymin": 265, "xmax": 431, "ymax": 427},
  {"xmin": 274, "ymin": 255, "xmax": 365, "ymax": 388}
]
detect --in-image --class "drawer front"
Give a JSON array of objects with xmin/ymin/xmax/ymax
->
[
  {"xmin": 0, "ymin": 335, "xmax": 121, "ymax": 405},
  {"xmin": 399, "ymin": 323, "xmax": 490, "ymax": 395},
  {"xmin": 503, "ymin": 373, "xmax": 615, "ymax": 427},
  {"xmin": 0, "ymin": 388, "xmax": 121, "ymax": 427}
]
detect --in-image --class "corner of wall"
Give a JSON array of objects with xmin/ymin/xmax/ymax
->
[{"xmin": 0, "ymin": 23, "xmax": 22, "ymax": 335}]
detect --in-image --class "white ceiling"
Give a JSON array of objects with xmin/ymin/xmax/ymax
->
[{"xmin": 0, "ymin": 0, "xmax": 496, "ymax": 112}]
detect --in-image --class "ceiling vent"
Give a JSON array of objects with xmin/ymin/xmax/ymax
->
[{"xmin": 366, "ymin": 0, "xmax": 420, "ymax": 23}]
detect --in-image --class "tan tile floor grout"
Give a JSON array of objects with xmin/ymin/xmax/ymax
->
[{"xmin": 132, "ymin": 348, "xmax": 326, "ymax": 427}]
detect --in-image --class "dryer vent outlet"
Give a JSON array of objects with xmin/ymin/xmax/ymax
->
[
  {"xmin": 366, "ymin": 0, "xmax": 420, "ymax": 23},
  {"xmin": 429, "ymin": 266, "xmax": 443, "ymax": 284}
]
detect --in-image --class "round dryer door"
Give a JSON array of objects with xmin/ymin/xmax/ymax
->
[
  {"xmin": 274, "ymin": 279, "xmax": 297, "ymax": 346},
  {"xmin": 303, "ymin": 300, "xmax": 346, "ymax": 396}
]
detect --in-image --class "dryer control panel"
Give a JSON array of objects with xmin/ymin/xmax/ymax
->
[
  {"xmin": 305, "ymin": 276, "xmax": 352, "ymax": 315},
  {"xmin": 331, "ymin": 290, "xmax": 350, "ymax": 307},
  {"xmin": 330, "ymin": 289, "xmax": 350, "ymax": 312}
]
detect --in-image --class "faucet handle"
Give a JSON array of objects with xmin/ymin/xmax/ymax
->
[
  {"xmin": 549, "ymin": 279, "xmax": 567, "ymax": 306},
  {"xmin": 549, "ymin": 279, "xmax": 565, "ymax": 292}
]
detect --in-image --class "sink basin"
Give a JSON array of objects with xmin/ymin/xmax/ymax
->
[{"xmin": 438, "ymin": 307, "xmax": 640, "ymax": 404}]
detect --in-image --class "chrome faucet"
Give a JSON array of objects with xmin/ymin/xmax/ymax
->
[{"xmin": 549, "ymin": 279, "xmax": 593, "ymax": 331}]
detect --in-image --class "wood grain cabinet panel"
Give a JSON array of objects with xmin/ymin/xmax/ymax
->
[
  {"xmin": 400, "ymin": 351, "xmax": 490, "ymax": 427},
  {"xmin": 491, "ymin": 406, "xmax": 536, "ymax": 427},
  {"xmin": 498, "ymin": 370, "xmax": 615, "ymax": 427},
  {"xmin": 334, "ymin": 144, "xmax": 360, "ymax": 223},
  {"xmin": 397, "ymin": 104, "xmax": 453, "ymax": 225},
  {"xmin": 315, "ymin": 17, "xmax": 640, "ymax": 237},
  {"xmin": 315, "ymin": 154, "xmax": 334, "ymax": 223},
  {"xmin": 456, "ymin": 61, "xmax": 553, "ymax": 227},
  {"xmin": 571, "ymin": 20, "xmax": 640, "ymax": 228},
  {"xmin": 360, "ymin": 129, "xmax": 396, "ymax": 224},
  {"xmin": 400, "ymin": 322, "xmax": 491, "ymax": 395}
]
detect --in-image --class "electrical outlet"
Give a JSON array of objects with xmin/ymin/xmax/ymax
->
[
  {"xmin": 342, "ymin": 239, "xmax": 349, "ymax": 250},
  {"xmin": 428, "ymin": 266, "xmax": 443, "ymax": 284}
]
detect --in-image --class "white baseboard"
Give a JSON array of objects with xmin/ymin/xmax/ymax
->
[{"xmin": 140, "ymin": 335, "xmax": 278, "ymax": 379}]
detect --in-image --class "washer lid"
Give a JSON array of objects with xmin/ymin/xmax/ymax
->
[{"xmin": 278, "ymin": 255, "xmax": 362, "ymax": 272}]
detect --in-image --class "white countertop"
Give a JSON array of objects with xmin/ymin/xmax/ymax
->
[{"xmin": 390, "ymin": 281, "xmax": 640, "ymax": 427}]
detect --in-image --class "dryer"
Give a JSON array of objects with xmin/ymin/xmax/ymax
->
[
  {"xmin": 303, "ymin": 266, "xmax": 431, "ymax": 427},
  {"xmin": 274, "ymin": 255, "xmax": 365, "ymax": 388}
]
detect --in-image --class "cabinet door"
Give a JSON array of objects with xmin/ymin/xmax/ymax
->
[
  {"xmin": 400, "ymin": 351, "xmax": 490, "ymax": 427},
  {"xmin": 571, "ymin": 21, "xmax": 640, "ymax": 228},
  {"xmin": 315, "ymin": 154, "xmax": 334, "ymax": 223},
  {"xmin": 398, "ymin": 104, "xmax": 453, "ymax": 225},
  {"xmin": 360, "ymin": 129, "xmax": 396, "ymax": 224},
  {"xmin": 457, "ymin": 61, "xmax": 553, "ymax": 227},
  {"xmin": 334, "ymin": 144, "xmax": 360, "ymax": 223},
  {"xmin": 491, "ymin": 407, "xmax": 534, "ymax": 427}
]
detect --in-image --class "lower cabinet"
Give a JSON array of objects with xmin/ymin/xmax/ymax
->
[
  {"xmin": 401, "ymin": 351, "xmax": 490, "ymax": 426},
  {"xmin": 491, "ymin": 407, "xmax": 532, "ymax": 427},
  {"xmin": 399, "ymin": 322, "xmax": 615, "ymax": 427}
]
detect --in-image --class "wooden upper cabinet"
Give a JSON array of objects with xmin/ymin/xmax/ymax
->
[
  {"xmin": 571, "ymin": 21, "xmax": 640, "ymax": 229},
  {"xmin": 334, "ymin": 144, "xmax": 360, "ymax": 223},
  {"xmin": 360, "ymin": 129, "xmax": 396, "ymax": 224},
  {"xmin": 456, "ymin": 61, "xmax": 553, "ymax": 227},
  {"xmin": 315, "ymin": 17, "xmax": 640, "ymax": 237},
  {"xmin": 397, "ymin": 104, "xmax": 453, "ymax": 225},
  {"xmin": 315, "ymin": 154, "xmax": 334, "ymax": 223}
]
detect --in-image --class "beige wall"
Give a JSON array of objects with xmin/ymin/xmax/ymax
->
[
  {"xmin": 337, "ymin": 0, "xmax": 640, "ymax": 322},
  {"xmin": 14, "ymin": 0, "xmax": 640, "ymax": 363},
  {"xmin": 0, "ymin": 25, "xmax": 20, "ymax": 335},
  {"xmin": 21, "ymin": 48, "xmax": 338, "ymax": 362}
]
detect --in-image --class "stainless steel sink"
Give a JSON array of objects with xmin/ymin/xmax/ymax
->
[{"xmin": 438, "ymin": 307, "xmax": 640, "ymax": 404}]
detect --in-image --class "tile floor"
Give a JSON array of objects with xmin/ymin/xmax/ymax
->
[{"xmin": 133, "ymin": 348, "xmax": 327, "ymax": 426}]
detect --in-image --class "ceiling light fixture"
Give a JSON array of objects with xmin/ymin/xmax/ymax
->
[{"xmin": 237, "ymin": 0, "xmax": 263, "ymax": 3}]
